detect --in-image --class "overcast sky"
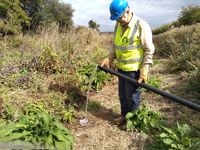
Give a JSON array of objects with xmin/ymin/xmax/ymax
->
[{"xmin": 61, "ymin": 0, "xmax": 200, "ymax": 32}]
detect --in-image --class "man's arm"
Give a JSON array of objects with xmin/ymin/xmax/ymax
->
[{"xmin": 138, "ymin": 19, "xmax": 155, "ymax": 83}]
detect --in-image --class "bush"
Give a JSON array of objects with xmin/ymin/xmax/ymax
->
[
  {"xmin": 0, "ymin": 0, "xmax": 29, "ymax": 35},
  {"xmin": 153, "ymin": 23, "xmax": 200, "ymax": 58},
  {"xmin": 20, "ymin": 0, "xmax": 74, "ymax": 32},
  {"xmin": 178, "ymin": 6, "xmax": 200, "ymax": 25}
]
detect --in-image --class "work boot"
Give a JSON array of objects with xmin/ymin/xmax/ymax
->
[
  {"xmin": 116, "ymin": 116, "xmax": 125, "ymax": 125},
  {"xmin": 117, "ymin": 116, "xmax": 127, "ymax": 130}
]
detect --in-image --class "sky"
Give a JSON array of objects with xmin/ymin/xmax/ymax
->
[{"xmin": 61, "ymin": 0, "xmax": 200, "ymax": 32}]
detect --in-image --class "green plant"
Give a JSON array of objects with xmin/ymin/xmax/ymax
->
[
  {"xmin": 62, "ymin": 105, "xmax": 75, "ymax": 123},
  {"xmin": 88, "ymin": 101, "xmax": 101, "ymax": 111},
  {"xmin": 178, "ymin": 6, "xmax": 200, "ymax": 25},
  {"xmin": 148, "ymin": 76, "xmax": 161, "ymax": 88},
  {"xmin": 39, "ymin": 46, "xmax": 58, "ymax": 74},
  {"xmin": 158, "ymin": 122, "xmax": 200, "ymax": 150},
  {"xmin": 0, "ymin": 111, "xmax": 74, "ymax": 149},
  {"xmin": 23, "ymin": 102, "xmax": 47, "ymax": 115},
  {"xmin": 126, "ymin": 104, "xmax": 162, "ymax": 133},
  {"xmin": 77, "ymin": 64, "xmax": 110, "ymax": 91},
  {"xmin": 0, "ymin": 0, "xmax": 29, "ymax": 35},
  {"xmin": 1, "ymin": 104, "xmax": 16, "ymax": 120}
]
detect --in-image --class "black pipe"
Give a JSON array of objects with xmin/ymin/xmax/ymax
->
[{"xmin": 97, "ymin": 66, "xmax": 200, "ymax": 112}]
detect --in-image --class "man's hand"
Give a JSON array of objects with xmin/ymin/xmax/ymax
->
[
  {"xmin": 101, "ymin": 58, "xmax": 110, "ymax": 68},
  {"xmin": 138, "ymin": 68, "xmax": 149, "ymax": 83}
]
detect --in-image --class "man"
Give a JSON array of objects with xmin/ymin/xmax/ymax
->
[{"xmin": 101, "ymin": 0, "xmax": 155, "ymax": 125}]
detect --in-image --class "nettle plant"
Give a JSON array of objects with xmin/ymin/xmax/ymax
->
[
  {"xmin": 125, "ymin": 104, "xmax": 162, "ymax": 133},
  {"xmin": 77, "ymin": 64, "xmax": 110, "ymax": 91},
  {"xmin": 0, "ymin": 105, "xmax": 74, "ymax": 149}
]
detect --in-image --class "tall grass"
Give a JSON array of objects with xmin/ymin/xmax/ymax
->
[
  {"xmin": 153, "ymin": 23, "xmax": 200, "ymax": 99},
  {"xmin": 0, "ymin": 24, "xmax": 113, "ymax": 120}
]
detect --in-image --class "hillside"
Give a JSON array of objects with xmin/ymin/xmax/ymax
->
[{"xmin": 0, "ymin": 24, "xmax": 199, "ymax": 149}]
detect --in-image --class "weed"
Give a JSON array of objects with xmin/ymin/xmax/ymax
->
[
  {"xmin": 141, "ymin": 76, "xmax": 161, "ymax": 92},
  {"xmin": 39, "ymin": 46, "xmax": 58, "ymax": 74},
  {"xmin": 88, "ymin": 101, "xmax": 101, "ymax": 111},
  {"xmin": 77, "ymin": 64, "xmax": 110, "ymax": 91},
  {"xmin": 148, "ymin": 76, "xmax": 161, "ymax": 88},
  {"xmin": 62, "ymin": 105, "xmax": 75, "ymax": 123}
]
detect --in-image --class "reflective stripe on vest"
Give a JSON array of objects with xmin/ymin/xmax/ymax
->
[
  {"xmin": 114, "ymin": 44, "xmax": 142, "ymax": 50},
  {"xmin": 117, "ymin": 57, "xmax": 143, "ymax": 63}
]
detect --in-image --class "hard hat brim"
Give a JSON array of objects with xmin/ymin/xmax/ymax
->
[{"xmin": 110, "ymin": 15, "xmax": 119, "ymax": 21}]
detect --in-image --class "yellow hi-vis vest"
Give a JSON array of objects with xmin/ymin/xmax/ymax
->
[{"xmin": 114, "ymin": 18, "xmax": 144, "ymax": 71}]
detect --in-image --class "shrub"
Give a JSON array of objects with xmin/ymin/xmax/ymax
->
[
  {"xmin": 153, "ymin": 24, "xmax": 200, "ymax": 58},
  {"xmin": 0, "ymin": 0, "xmax": 29, "ymax": 35},
  {"xmin": 178, "ymin": 6, "xmax": 200, "ymax": 25}
]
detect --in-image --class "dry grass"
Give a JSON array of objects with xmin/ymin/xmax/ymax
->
[{"xmin": 1, "ymin": 23, "xmax": 200, "ymax": 149}]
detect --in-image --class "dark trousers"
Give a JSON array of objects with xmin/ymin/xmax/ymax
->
[{"xmin": 118, "ymin": 69, "xmax": 141, "ymax": 117}]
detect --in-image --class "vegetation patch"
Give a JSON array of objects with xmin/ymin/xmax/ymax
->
[
  {"xmin": 0, "ymin": 111, "xmax": 74, "ymax": 149},
  {"xmin": 126, "ymin": 104, "xmax": 163, "ymax": 133},
  {"xmin": 77, "ymin": 64, "xmax": 110, "ymax": 91},
  {"xmin": 147, "ymin": 123, "xmax": 200, "ymax": 150}
]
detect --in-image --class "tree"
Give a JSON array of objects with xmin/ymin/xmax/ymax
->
[
  {"xmin": 20, "ymin": 0, "xmax": 45, "ymax": 31},
  {"xmin": 178, "ymin": 5, "xmax": 200, "ymax": 25},
  {"xmin": 41, "ymin": 0, "xmax": 74, "ymax": 30},
  {"xmin": 88, "ymin": 20, "xmax": 100, "ymax": 31},
  {"xmin": 20, "ymin": 0, "xmax": 74, "ymax": 31},
  {"xmin": 0, "ymin": 0, "xmax": 29, "ymax": 35}
]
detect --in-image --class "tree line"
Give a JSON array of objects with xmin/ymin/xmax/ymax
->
[{"xmin": 0, "ymin": 0, "xmax": 74, "ymax": 35}]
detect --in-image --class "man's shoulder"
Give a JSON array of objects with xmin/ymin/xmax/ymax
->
[
  {"xmin": 134, "ymin": 15, "xmax": 150, "ymax": 28},
  {"xmin": 134, "ymin": 15, "xmax": 146, "ymax": 24}
]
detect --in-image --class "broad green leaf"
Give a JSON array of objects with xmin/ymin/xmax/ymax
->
[
  {"xmin": 0, "ymin": 123, "xmax": 18, "ymax": 137},
  {"xmin": 64, "ymin": 140, "xmax": 73, "ymax": 150},
  {"xmin": 160, "ymin": 133, "xmax": 168, "ymax": 138},
  {"xmin": 54, "ymin": 122, "xmax": 70, "ymax": 133},
  {"xmin": 46, "ymin": 135, "xmax": 53, "ymax": 144},
  {"xmin": 64, "ymin": 134, "xmax": 74, "ymax": 144},
  {"xmin": 126, "ymin": 120, "xmax": 134, "ymax": 130},
  {"xmin": 162, "ymin": 126, "xmax": 175, "ymax": 135},
  {"xmin": 163, "ymin": 138, "xmax": 173, "ymax": 145},
  {"xmin": 171, "ymin": 143, "xmax": 178, "ymax": 148},
  {"xmin": 55, "ymin": 141, "xmax": 66, "ymax": 150},
  {"xmin": 126, "ymin": 112, "xmax": 134, "ymax": 119},
  {"xmin": 143, "ymin": 118, "xmax": 148, "ymax": 125},
  {"xmin": 40, "ymin": 112, "xmax": 51, "ymax": 125},
  {"xmin": 53, "ymin": 131, "xmax": 66, "ymax": 142},
  {"xmin": 0, "ymin": 131, "xmax": 30, "ymax": 142},
  {"xmin": 181, "ymin": 124, "xmax": 191, "ymax": 135}
]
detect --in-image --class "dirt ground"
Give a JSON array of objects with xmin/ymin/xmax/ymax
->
[{"xmin": 67, "ymin": 59, "xmax": 200, "ymax": 150}]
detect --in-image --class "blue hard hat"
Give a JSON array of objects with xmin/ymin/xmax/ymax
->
[{"xmin": 109, "ymin": 0, "xmax": 128, "ymax": 21}]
